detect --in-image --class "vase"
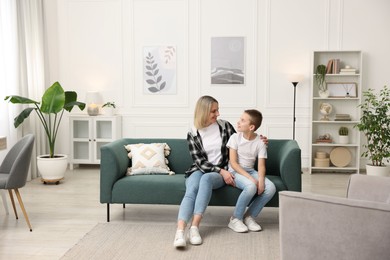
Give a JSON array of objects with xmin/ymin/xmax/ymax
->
[{"xmin": 318, "ymin": 90, "xmax": 329, "ymax": 98}]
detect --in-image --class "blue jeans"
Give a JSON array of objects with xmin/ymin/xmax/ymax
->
[
  {"xmin": 177, "ymin": 170, "xmax": 225, "ymax": 223},
  {"xmin": 232, "ymin": 169, "xmax": 276, "ymax": 220}
]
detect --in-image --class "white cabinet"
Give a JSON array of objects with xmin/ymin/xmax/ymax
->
[
  {"xmin": 309, "ymin": 51, "xmax": 362, "ymax": 173},
  {"xmin": 69, "ymin": 115, "xmax": 122, "ymax": 169}
]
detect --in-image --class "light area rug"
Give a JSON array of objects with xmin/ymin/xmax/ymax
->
[{"xmin": 61, "ymin": 222, "xmax": 280, "ymax": 260}]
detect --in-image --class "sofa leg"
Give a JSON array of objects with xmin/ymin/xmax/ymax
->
[
  {"xmin": 107, "ymin": 203, "xmax": 110, "ymax": 222},
  {"xmin": 123, "ymin": 203, "xmax": 125, "ymax": 208}
]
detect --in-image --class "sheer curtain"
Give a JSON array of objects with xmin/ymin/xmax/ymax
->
[{"xmin": 0, "ymin": 0, "xmax": 47, "ymax": 180}]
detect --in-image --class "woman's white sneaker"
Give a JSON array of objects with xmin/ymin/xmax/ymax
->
[
  {"xmin": 244, "ymin": 216, "xmax": 262, "ymax": 232},
  {"xmin": 228, "ymin": 217, "xmax": 248, "ymax": 233},
  {"xmin": 173, "ymin": 230, "xmax": 186, "ymax": 248},
  {"xmin": 188, "ymin": 226, "xmax": 202, "ymax": 245}
]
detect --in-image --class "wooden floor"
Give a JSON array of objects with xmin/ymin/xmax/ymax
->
[{"xmin": 0, "ymin": 166, "xmax": 352, "ymax": 259}]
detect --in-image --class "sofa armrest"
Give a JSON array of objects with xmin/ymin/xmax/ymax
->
[
  {"xmin": 279, "ymin": 191, "xmax": 390, "ymax": 260},
  {"xmin": 100, "ymin": 139, "xmax": 129, "ymax": 203},
  {"xmin": 347, "ymin": 174, "xmax": 390, "ymax": 203},
  {"xmin": 269, "ymin": 140, "xmax": 301, "ymax": 191}
]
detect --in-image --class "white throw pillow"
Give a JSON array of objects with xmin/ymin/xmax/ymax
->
[{"xmin": 124, "ymin": 143, "xmax": 174, "ymax": 175}]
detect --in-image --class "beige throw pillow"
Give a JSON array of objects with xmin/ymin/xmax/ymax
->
[{"xmin": 124, "ymin": 143, "xmax": 174, "ymax": 175}]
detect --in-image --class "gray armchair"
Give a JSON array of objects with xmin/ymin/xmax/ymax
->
[
  {"xmin": 0, "ymin": 134, "xmax": 35, "ymax": 231},
  {"xmin": 279, "ymin": 174, "xmax": 390, "ymax": 260}
]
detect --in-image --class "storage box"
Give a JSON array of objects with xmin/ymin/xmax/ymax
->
[
  {"xmin": 314, "ymin": 158, "xmax": 330, "ymax": 167},
  {"xmin": 316, "ymin": 151, "xmax": 327, "ymax": 159}
]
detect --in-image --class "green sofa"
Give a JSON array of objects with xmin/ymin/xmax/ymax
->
[{"xmin": 100, "ymin": 138, "xmax": 301, "ymax": 222}]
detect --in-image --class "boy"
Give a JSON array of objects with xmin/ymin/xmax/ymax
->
[{"xmin": 226, "ymin": 109, "xmax": 276, "ymax": 232}]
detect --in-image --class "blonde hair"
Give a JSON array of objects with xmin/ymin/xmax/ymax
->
[{"xmin": 194, "ymin": 95, "xmax": 218, "ymax": 129}]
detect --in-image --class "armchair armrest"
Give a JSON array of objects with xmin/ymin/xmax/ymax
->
[
  {"xmin": 347, "ymin": 174, "xmax": 390, "ymax": 203},
  {"xmin": 279, "ymin": 191, "xmax": 390, "ymax": 260},
  {"xmin": 268, "ymin": 140, "xmax": 301, "ymax": 191},
  {"xmin": 100, "ymin": 138, "xmax": 129, "ymax": 203}
]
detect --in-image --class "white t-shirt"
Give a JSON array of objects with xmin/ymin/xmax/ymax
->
[
  {"xmin": 226, "ymin": 132, "xmax": 267, "ymax": 171},
  {"xmin": 198, "ymin": 122, "xmax": 222, "ymax": 165}
]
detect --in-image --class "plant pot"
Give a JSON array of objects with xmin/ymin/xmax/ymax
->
[
  {"xmin": 318, "ymin": 90, "xmax": 329, "ymax": 98},
  {"xmin": 366, "ymin": 164, "xmax": 390, "ymax": 177},
  {"xmin": 37, "ymin": 154, "xmax": 68, "ymax": 184},
  {"xmin": 103, "ymin": 107, "xmax": 115, "ymax": 116},
  {"xmin": 338, "ymin": 135, "xmax": 349, "ymax": 144}
]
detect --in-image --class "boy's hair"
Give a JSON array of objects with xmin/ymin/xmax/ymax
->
[
  {"xmin": 244, "ymin": 109, "xmax": 263, "ymax": 131},
  {"xmin": 194, "ymin": 95, "xmax": 218, "ymax": 129}
]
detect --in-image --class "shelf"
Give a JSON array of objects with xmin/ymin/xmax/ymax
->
[
  {"xmin": 312, "ymin": 121, "xmax": 359, "ymax": 124},
  {"xmin": 312, "ymin": 143, "xmax": 359, "ymax": 147},
  {"xmin": 313, "ymin": 97, "xmax": 359, "ymax": 100},
  {"xmin": 312, "ymin": 74, "xmax": 361, "ymax": 77}
]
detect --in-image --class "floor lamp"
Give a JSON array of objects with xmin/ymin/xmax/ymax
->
[
  {"xmin": 289, "ymin": 75, "xmax": 303, "ymax": 140},
  {"xmin": 291, "ymin": 81, "xmax": 298, "ymax": 140}
]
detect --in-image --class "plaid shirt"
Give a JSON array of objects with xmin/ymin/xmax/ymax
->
[{"xmin": 185, "ymin": 119, "xmax": 236, "ymax": 177}]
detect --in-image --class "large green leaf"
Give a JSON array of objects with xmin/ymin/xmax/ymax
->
[
  {"xmin": 63, "ymin": 91, "xmax": 85, "ymax": 112},
  {"xmin": 41, "ymin": 81, "xmax": 65, "ymax": 114},
  {"xmin": 13, "ymin": 107, "xmax": 36, "ymax": 128},
  {"xmin": 4, "ymin": 95, "xmax": 38, "ymax": 105}
]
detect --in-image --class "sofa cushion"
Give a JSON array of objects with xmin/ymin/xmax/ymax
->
[{"xmin": 124, "ymin": 143, "xmax": 174, "ymax": 175}]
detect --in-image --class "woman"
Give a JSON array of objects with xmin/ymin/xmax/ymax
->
[{"xmin": 173, "ymin": 96, "xmax": 267, "ymax": 248}]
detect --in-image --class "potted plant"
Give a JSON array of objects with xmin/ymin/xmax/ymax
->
[
  {"xmin": 102, "ymin": 101, "xmax": 116, "ymax": 116},
  {"xmin": 315, "ymin": 64, "xmax": 328, "ymax": 97},
  {"xmin": 338, "ymin": 126, "xmax": 349, "ymax": 144},
  {"xmin": 5, "ymin": 81, "xmax": 85, "ymax": 183},
  {"xmin": 355, "ymin": 85, "xmax": 390, "ymax": 176}
]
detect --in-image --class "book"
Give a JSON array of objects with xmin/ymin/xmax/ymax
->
[{"xmin": 326, "ymin": 59, "xmax": 334, "ymax": 74}]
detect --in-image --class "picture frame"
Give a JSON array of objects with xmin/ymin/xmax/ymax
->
[{"xmin": 327, "ymin": 82, "xmax": 357, "ymax": 97}]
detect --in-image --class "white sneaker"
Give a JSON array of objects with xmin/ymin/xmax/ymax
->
[
  {"xmin": 173, "ymin": 230, "xmax": 186, "ymax": 248},
  {"xmin": 188, "ymin": 226, "xmax": 202, "ymax": 245},
  {"xmin": 244, "ymin": 216, "xmax": 262, "ymax": 232},
  {"xmin": 228, "ymin": 217, "xmax": 248, "ymax": 233}
]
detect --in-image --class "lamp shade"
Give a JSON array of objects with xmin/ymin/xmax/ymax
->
[{"xmin": 85, "ymin": 91, "xmax": 103, "ymax": 116}]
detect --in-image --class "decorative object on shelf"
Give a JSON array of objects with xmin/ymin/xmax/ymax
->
[
  {"xmin": 102, "ymin": 102, "xmax": 116, "ymax": 116},
  {"xmin": 338, "ymin": 126, "xmax": 349, "ymax": 144},
  {"xmin": 0, "ymin": 136, "xmax": 6, "ymax": 150},
  {"xmin": 315, "ymin": 64, "xmax": 328, "ymax": 97},
  {"xmin": 316, "ymin": 133, "xmax": 332, "ymax": 143},
  {"xmin": 330, "ymin": 147, "xmax": 352, "ymax": 167},
  {"xmin": 355, "ymin": 86, "xmax": 390, "ymax": 176},
  {"xmin": 289, "ymin": 74, "xmax": 304, "ymax": 140},
  {"xmin": 5, "ymin": 81, "xmax": 85, "ymax": 184},
  {"xmin": 319, "ymin": 102, "xmax": 332, "ymax": 121},
  {"xmin": 85, "ymin": 91, "xmax": 103, "ymax": 116},
  {"xmin": 314, "ymin": 151, "xmax": 330, "ymax": 167},
  {"xmin": 327, "ymin": 82, "xmax": 357, "ymax": 97},
  {"xmin": 334, "ymin": 114, "xmax": 351, "ymax": 121},
  {"xmin": 339, "ymin": 65, "xmax": 357, "ymax": 75}
]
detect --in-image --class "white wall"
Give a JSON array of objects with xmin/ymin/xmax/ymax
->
[{"xmin": 45, "ymin": 0, "xmax": 390, "ymax": 168}]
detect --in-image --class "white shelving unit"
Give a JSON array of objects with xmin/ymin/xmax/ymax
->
[
  {"xmin": 309, "ymin": 51, "xmax": 362, "ymax": 174},
  {"xmin": 69, "ymin": 115, "xmax": 122, "ymax": 170}
]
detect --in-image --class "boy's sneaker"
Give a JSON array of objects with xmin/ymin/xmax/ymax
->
[
  {"xmin": 244, "ymin": 216, "xmax": 262, "ymax": 232},
  {"xmin": 173, "ymin": 229, "xmax": 186, "ymax": 248},
  {"xmin": 228, "ymin": 217, "xmax": 248, "ymax": 233},
  {"xmin": 188, "ymin": 226, "xmax": 202, "ymax": 245}
]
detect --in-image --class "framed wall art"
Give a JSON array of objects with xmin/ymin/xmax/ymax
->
[
  {"xmin": 327, "ymin": 82, "xmax": 357, "ymax": 97},
  {"xmin": 143, "ymin": 46, "xmax": 176, "ymax": 94},
  {"xmin": 211, "ymin": 37, "xmax": 245, "ymax": 84}
]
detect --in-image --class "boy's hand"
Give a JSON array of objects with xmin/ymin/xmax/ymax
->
[{"xmin": 257, "ymin": 179, "xmax": 265, "ymax": 195}]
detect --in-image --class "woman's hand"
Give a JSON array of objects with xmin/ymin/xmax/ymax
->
[
  {"xmin": 220, "ymin": 169, "xmax": 235, "ymax": 187},
  {"xmin": 260, "ymin": 134, "xmax": 268, "ymax": 146}
]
